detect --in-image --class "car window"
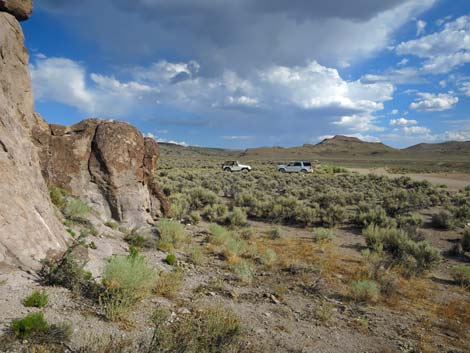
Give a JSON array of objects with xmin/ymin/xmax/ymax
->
[
  {"xmin": 288, "ymin": 162, "xmax": 294, "ymax": 166},
  {"xmin": 294, "ymin": 162, "xmax": 302, "ymax": 166},
  {"xmin": 303, "ymin": 162, "xmax": 311, "ymax": 167}
]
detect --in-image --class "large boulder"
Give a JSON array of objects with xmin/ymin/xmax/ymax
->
[
  {"xmin": 0, "ymin": 0, "xmax": 32, "ymax": 21},
  {"xmin": 0, "ymin": 11, "xmax": 68, "ymax": 269},
  {"xmin": 32, "ymin": 116, "xmax": 170, "ymax": 227}
]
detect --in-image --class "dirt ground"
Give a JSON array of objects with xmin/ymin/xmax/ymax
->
[{"xmin": 1, "ymin": 215, "xmax": 469, "ymax": 353}]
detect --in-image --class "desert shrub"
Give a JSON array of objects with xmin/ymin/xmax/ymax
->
[
  {"xmin": 396, "ymin": 213, "xmax": 423, "ymax": 233},
  {"xmin": 313, "ymin": 302, "xmax": 334, "ymax": 322},
  {"xmin": 40, "ymin": 243, "xmax": 93, "ymax": 294},
  {"xmin": 189, "ymin": 187, "xmax": 218, "ymax": 210},
  {"xmin": 232, "ymin": 260, "xmax": 254, "ymax": 283},
  {"xmin": 362, "ymin": 225, "xmax": 441, "ymax": 275},
  {"xmin": 223, "ymin": 237, "xmax": 247, "ymax": 262},
  {"xmin": 268, "ymin": 227, "xmax": 281, "ymax": 240},
  {"xmin": 190, "ymin": 211, "xmax": 202, "ymax": 224},
  {"xmin": 74, "ymin": 337, "xmax": 133, "ymax": 353},
  {"xmin": 186, "ymin": 245, "xmax": 205, "ymax": 266},
  {"xmin": 240, "ymin": 227, "xmax": 255, "ymax": 240},
  {"xmin": 157, "ymin": 219, "xmax": 187, "ymax": 251},
  {"xmin": 165, "ymin": 253, "xmax": 177, "ymax": 266},
  {"xmin": 124, "ymin": 233, "xmax": 146, "ymax": 249},
  {"xmin": 462, "ymin": 228, "xmax": 470, "ymax": 252},
  {"xmin": 203, "ymin": 204, "xmax": 228, "ymax": 223},
  {"xmin": 451, "ymin": 265, "xmax": 470, "ymax": 287},
  {"xmin": 356, "ymin": 206, "xmax": 389, "ymax": 228},
  {"xmin": 155, "ymin": 270, "xmax": 184, "ymax": 299},
  {"xmin": 63, "ymin": 198, "xmax": 91, "ymax": 220},
  {"xmin": 102, "ymin": 251, "xmax": 156, "ymax": 301},
  {"xmin": 431, "ymin": 210, "xmax": 456, "ymax": 230},
  {"xmin": 170, "ymin": 194, "xmax": 190, "ymax": 220},
  {"xmin": 104, "ymin": 221, "xmax": 119, "ymax": 230},
  {"xmin": 313, "ymin": 228, "xmax": 334, "ymax": 242},
  {"xmin": 100, "ymin": 250, "xmax": 156, "ymax": 321},
  {"xmin": 261, "ymin": 249, "xmax": 277, "ymax": 267},
  {"xmin": 49, "ymin": 186, "xmax": 68, "ymax": 209},
  {"xmin": 149, "ymin": 304, "xmax": 243, "ymax": 353},
  {"xmin": 23, "ymin": 290, "xmax": 49, "ymax": 308},
  {"xmin": 320, "ymin": 204, "xmax": 345, "ymax": 228},
  {"xmin": 227, "ymin": 207, "xmax": 247, "ymax": 227},
  {"xmin": 294, "ymin": 204, "xmax": 320, "ymax": 226},
  {"xmin": 208, "ymin": 223, "xmax": 231, "ymax": 245},
  {"xmin": 349, "ymin": 280, "xmax": 379, "ymax": 303}
]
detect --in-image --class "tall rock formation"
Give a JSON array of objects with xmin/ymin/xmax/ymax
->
[
  {"xmin": 32, "ymin": 117, "xmax": 170, "ymax": 227},
  {"xmin": 0, "ymin": 4, "xmax": 69, "ymax": 268}
]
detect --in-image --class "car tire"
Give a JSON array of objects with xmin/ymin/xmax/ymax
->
[
  {"xmin": 242, "ymin": 168, "xmax": 249, "ymax": 173},
  {"xmin": 279, "ymin": 168, "xmax": 286, "ymax": 173},
  {"xmin": 301, "ymin": 169, "xmax": 308, "ymax": 173},
  {"xmin": 224, "ymin": 167, "xmax": 232, "ymax": 172}
]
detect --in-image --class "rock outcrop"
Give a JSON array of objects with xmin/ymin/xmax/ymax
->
[
  {"xmin": 32, "ymin": 117, "xmax": 170, "ymax": 227},
  {"xmin": 0, "ymin": 0, "xmax": 32, "ymax": 21},
  {"xmin": 0, "ymin": 9, "xmax": 68, "ymax": 268}
]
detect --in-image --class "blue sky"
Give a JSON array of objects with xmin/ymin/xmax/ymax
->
[{"xmin": 22, "ymin": 0, "xmax": 470, "ymax": 148}]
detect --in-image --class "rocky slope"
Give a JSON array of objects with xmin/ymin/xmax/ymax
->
[
  {"xmin": 0, "ymin": 0, "xmax": 168, "ymax": 269},
  {"xmin": 0, "ymin": 3, "xmax": 68, "ymax": 269}
]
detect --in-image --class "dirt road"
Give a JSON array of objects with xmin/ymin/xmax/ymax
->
[{"xmin": 349, "ymin": 167, "xmax": 470, "ymax": 191}]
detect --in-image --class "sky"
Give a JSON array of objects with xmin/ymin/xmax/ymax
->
[{"xmin": 21, "ymin": 0, "xmax": 470, "ymax": 148}]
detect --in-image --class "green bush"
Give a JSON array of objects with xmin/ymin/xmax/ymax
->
[
  {"xmin": 149, "ymin": 304, "xmax": 243, "ymax": 353},
  {"xmin": 451, "ymin": 265, "xmax": 470, "ymax": 287},
  {"xmin": 10, "ymin": 312, "xmax": 49, "ymax": 339},
  {"xmin": 23, "ymin": 290, "xmax": 48, "ymax": 308},
  {"xmin": 349, "ymin": 280, "xmax": 380, "ymax": 303},
  {"xmin": 165, "ymin": 253, "xmax": 177, "ymax": 266},
  {"xmin": 431, "ymin": 210, "xmax": 455, "ymax": 230},
  {"xmin": 157, "ymin": 219, "xmax": 187, "ymax": 251},
  {"xmin": 186, "ymin": 245, "xmax": 205, "ymax": 266},
  {"xmin": 320, "ymin": 204, "xmax": 345, "ymax": 228}
]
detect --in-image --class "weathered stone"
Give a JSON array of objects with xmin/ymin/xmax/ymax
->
[
  {"xmin": 0, "ymin": 0, "xmax": 32, "ymax": 21},
  {"xmin": 32, "ymin": 117, "xmax": 170, "ymax": 227},
  {"xmin": 0, "ymin": 12, "xmax": 68, "ymax": 269}
]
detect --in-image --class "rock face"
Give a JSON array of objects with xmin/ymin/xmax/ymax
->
[
  {"xmin": 0, "ymin": 0, "xmax": 32, "ymax": 20},
  {"xmin": 0, "ymin": 10, "xmax": 68, "ymax": 268},
  {"xmin": 32, "ymin": 117, "xmax": 170, "ymax": 227}
]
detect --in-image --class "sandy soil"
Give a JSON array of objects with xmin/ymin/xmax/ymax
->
[{"xmin": 349, "ymin": 168, "xmax": 470, "ymax": 191}]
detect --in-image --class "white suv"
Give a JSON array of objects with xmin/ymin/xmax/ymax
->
[
  {"xmin": 277, "ymin": 161, "xmax": 313, "ymax": 173},
  {"xmin": 222, "ymin": 161, "xmax": 252, "ymax": 172}
]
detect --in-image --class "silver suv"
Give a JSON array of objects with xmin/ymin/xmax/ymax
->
[
  {"xmin": 277, "ymin": 161, "xmax": 313, "ymax": 173},
  {"xmin": 222, "ymin": 161, "xmax": 252, "ymax": 172}
]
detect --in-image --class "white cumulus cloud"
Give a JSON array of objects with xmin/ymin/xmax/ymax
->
[
  {"xmin": 409, "ymin": 92, "xmax": 458, "ymax": 111},
  {"xmin": 390, "ymin": 117, "xmax": 417, "ymax": 126}
]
